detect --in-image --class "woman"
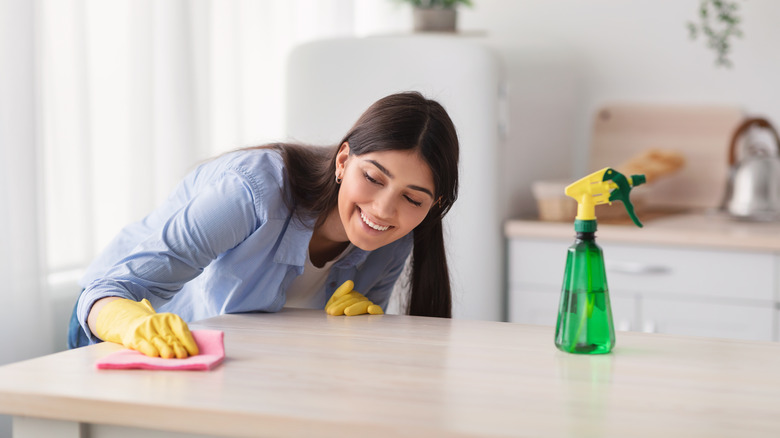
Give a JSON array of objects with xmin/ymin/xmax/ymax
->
[{"xmin": 69, "ymin": 91, "xmax": 459, "ymax": 358}]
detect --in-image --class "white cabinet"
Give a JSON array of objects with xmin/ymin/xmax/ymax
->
[
  {"xmin": 508, "ymin": 237, "xmax": 778, "ymax": 342},
  {"xmin": 776, "ymin": 309, "xmax": 780, "ymax": 342},
  {"xmin": 640, "ymin": 298, "xmax": 773, "ymax": 340}
]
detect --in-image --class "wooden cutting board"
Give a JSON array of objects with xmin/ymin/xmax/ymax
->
[{"xmin": 589, "ymin": 104, "xmax": 744, "ymax": 210}]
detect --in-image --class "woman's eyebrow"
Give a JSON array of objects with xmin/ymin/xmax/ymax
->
[{"xmin": 367, "ymin": 159, "xmax": 434, "ymax": 198}]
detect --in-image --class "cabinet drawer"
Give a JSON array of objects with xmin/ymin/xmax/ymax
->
[
  {"xmin": 508, "ymin": 289, "xmax": 558, "ymax": 326},
  {"xmin": 508, "ymin": 238, "xmax": 569, "ymax": 287},
  {"xmin": 611, "ymin": 294, "xmax": 639, "ymax": 332},
  {"xmin": 508, "ymin": 238, "xmax": 775, "ymax": 302},
  {"xmin": 641, "ymin": 298, "xmax": 774, "ymax": 342},
  {"xmin": 605, "ymin": 244, "xmax": 774, "ymax": 302},
  {"xmin": 509, "ymin": 286, "xmax": 636, "ymax": 331}
]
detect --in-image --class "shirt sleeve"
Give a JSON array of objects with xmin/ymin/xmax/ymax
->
[{"xmin": 77, "ymin": 171, "xmax": 259, "ymax": 342}]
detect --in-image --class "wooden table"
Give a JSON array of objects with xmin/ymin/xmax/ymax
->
[{"xmin": 1, "ymin": 308, "xmax": 779, "ymax": 437}]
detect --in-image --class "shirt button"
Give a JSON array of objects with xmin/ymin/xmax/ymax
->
[{"xmin": 329, "ymin": 281, "xmax": 337, "ymax": 288}]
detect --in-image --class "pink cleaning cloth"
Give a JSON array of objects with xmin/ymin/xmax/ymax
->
[{"xmin": 95, "ymin": 330, "xmax": 224, "ymax": 371}]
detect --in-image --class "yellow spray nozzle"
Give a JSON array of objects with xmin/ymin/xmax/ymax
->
[
  {"xmin": 565, "ymin": 168, "xmax": 613, "ymax": 221},
  {"xmin": 565, "ymin": 167, "xmax": 646, "ymax": 228}
]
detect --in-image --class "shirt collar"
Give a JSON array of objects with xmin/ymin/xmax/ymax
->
[
  {"xmin": 336, "ymin": 246, "xmax": 370, "ymax": 268},
  {"xmin": 272, "ymin": 211, "xmax": 374, "ymax": 269}
]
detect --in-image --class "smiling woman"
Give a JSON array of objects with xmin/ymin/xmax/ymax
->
[
  {"xmin": 262, "ymin": 92, "xmax": 459, "ymax": 317},
  {"xmin": 69, "ymin": 91, "xmax": 460, "ymax": 358},
  {"xmin": 336, "ymin": 147, "xmax": 436, "ymax": 251}
]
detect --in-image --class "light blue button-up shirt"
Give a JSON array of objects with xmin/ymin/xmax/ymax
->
[{"xmin": 77, "ymin": 148, "xmax": 412, "ymax": 343}]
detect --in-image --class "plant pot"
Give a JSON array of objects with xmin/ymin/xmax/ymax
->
[{"xmin": 413, "ymin": 7, "xmax": 457, "ymax": 32}]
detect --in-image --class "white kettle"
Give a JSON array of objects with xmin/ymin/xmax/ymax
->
[{"xmin": 723, "ymin": 117, "xmax": 780, "ymax": 221}]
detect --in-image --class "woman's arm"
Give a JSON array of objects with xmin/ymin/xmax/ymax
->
[
  {"xmin": 87, "ymin": 296, "xmax": 121, "ymax": 339},
  {"xmin": 78, "ymin": 171, "xmax": 261, "ymax": 342}
]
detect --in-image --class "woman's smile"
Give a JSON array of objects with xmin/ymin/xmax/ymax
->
[
  {"xmin": 359, "ymin": 208, "xmax": 392, "ymax": 232},
  {"xmin": 333, "ymin": 144, "xmax": 435, "ymax": 251}
]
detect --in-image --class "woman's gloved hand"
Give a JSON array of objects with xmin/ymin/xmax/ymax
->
[
  {"xmin": 95, "ymin": 298, "xmax": 199, "ymax": 359},
  {"xmin": 325, "ymin": 280, "xmax": 384, "ymax": 316}
]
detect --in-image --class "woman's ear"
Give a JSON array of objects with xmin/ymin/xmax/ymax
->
[{"xmin": 335, "ymin": 142, "xmax": 350, "ymax": 176}]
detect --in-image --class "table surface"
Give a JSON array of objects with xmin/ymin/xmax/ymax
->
[{"xmin": 1, "ymin": 308, "xmax": 780, "ymax": 437}]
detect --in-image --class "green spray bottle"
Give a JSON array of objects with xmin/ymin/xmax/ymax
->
[{"xmin": 554, "ymin": 167, "xmax": 645, "ymax": 354}]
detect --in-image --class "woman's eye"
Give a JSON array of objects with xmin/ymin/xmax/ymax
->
[
  {"xmin": 363, "ymin": 172, "xmax": 381, "ymax": 185},
  {"xmin": 404, "ymin": 195, "xmax": 423, "ymax": 207}
]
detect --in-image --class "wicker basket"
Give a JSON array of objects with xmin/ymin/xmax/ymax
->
[{"xmin": 532, "ymin": 181, "xmax": 575, "ymax": 222}]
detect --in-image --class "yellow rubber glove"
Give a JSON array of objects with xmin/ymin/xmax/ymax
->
[
  {"xmin": 325, "ymin": 280, "xmax": 384, "ymax": 316},
  {"xmin": 95, "ymin": 298, "xmax": 199, "ymax": 359}
]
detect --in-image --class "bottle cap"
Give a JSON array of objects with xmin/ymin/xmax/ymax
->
[{"xmin": 574, "ymin": 219, "xmax": 597, "ymax": 233}]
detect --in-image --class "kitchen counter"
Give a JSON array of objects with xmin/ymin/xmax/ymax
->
[
  {"xmin": 505, "ymin": 210, "xmax": 780, "ymax": 252},
  {"xmin": 1, "ymin": 308, "xmax": 780, "ymax": 437}
]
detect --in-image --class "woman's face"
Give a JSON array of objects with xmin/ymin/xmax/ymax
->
[{"xmin": 335, "ymin": 142, "xmax": 436, "ymax": 251}]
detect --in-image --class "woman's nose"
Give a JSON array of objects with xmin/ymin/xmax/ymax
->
[{"xmin": 373, "ymin": 190, "xmax": 397, "ymax": 219}]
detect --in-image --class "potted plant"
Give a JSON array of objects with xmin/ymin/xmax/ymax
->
[
  {"xmin": 398, "ymin": 0, "xmax": 473, "ymax": 33},
  {"xmin": 687, "ymin": 0, "xmax": 743, "ymax": 67}
]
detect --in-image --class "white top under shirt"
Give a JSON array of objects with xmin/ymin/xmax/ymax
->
[{"xmin": 284, "ymin": 244, "xmax": 354, "ymax": 309}]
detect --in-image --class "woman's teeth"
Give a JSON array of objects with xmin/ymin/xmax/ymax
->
[{"xmin": 361, "ymin": 211, "xmax": 390, "ymax": 231}]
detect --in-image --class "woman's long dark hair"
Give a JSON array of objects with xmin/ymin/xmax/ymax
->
[{"xmin": 254, "ymin": 92, "xmax": 459, "ymax": 318}]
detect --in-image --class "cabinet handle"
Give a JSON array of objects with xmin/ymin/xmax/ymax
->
[{"xmin": 608, "ymin": 261, "xmax": 670, "ymax": 275}]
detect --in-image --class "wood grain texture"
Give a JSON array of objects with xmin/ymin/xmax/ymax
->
[{"xmin": 1, "ymin": 308, "xmax": 779, "ymax": 437}]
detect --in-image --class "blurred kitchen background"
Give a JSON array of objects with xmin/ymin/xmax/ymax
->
[{"xmin": 3, "ymin": 0, "xmax": 780, "ymax": 373}]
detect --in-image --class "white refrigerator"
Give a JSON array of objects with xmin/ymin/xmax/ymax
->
[{"xmin": 285, "ymin": 35, "xmax": 506, "ymax": 321}]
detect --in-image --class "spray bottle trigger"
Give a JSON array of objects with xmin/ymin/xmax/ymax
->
[
  {"xmin": 619, "ymin": 195, "xmax": 643, "ymax": 228},
  {"xmin": 604, "ymin": 171, "xmax": 645, "ymax": 228}
]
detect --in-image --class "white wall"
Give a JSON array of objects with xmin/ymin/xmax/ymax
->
[
  {"xmin": 23, "ymin": 0, "xmax": 777, "ymax": 348},
  {"xmin": 357, "ymin": 0, "xmax": 778, "ymax": 218}
]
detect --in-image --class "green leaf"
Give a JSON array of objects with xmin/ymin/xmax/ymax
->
[{"xmin": 689, "ymin": 0, "xmax": 743, "ymax": 68}]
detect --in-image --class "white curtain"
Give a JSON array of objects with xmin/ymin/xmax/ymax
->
[
  {"xmin": 0, "ymin": 0, "xmax": 51, "ymax": 366},
  {"xmin": 43, "ymin": 0, "xmax": 358, "ymax": 283},
  {"xmin": 1, "ymin": 0, "xmax": 408, "ymax": 369}
]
